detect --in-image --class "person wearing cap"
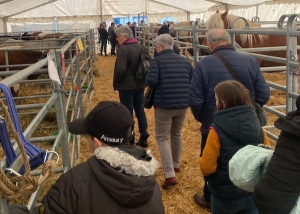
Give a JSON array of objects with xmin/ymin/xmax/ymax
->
[
  {"xmin": 8, "ymin": 101, "xmax": 164, "ymax": 214},
  {"xmin": 108, "ymin": 22, "xmax": 117, "ymax": 55},
  {"xmin": 146, "ymin": 34, "xmax": 193, "ymax": 189},
  {"xmin": 113, "ymin": 26, "xmax": 151, "ymax": 148}
]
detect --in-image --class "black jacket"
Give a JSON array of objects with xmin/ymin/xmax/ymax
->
[
  {"xmin": 208, "ymin": 105, "xmax": 263, "ymax": 200},
  {"xmin": 113, "ymin": 39, "xmax": 150, "ymax": 91},
  {"xmin": 98, "ymin": 27, "xmax": 108, "ymax": 40},
  {"xmin": 35, "ymin": 146, "xmax": 163, "ymax": 214},
  {"xmin": 146, "ymin": 49, "xmax": 193, "ymax": 109},
  {"xmin": 254, "ymin": 107, "xmax": 300, "ymax": 214}
]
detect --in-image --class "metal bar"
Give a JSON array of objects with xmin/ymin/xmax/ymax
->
[{"xmin": 23, "ymin": 93, "xmax": 58, "ymax": 139}]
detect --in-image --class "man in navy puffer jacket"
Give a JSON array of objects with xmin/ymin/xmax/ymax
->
[
  {"xmin": 189, "ymin": 29, "xmax": 270, "ymax": 210},
  {"xmin": 146, "ymin": 34, "xmax": 193, "ymax": 189}
]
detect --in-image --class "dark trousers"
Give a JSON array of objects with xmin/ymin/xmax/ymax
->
[
  {"xmin": 119, "ymin": 89, "xmax": 149, "ymax": 139},
  {"xmin": 100, "ymin": 39, "xmax": 107, "ymax": 54},
  {"xmin": 201, "ymin": 133, "xmax": 211, "ymax": 204},
  {"xmin": 110, "ymin": 39, "xmax": 116, "ymax": 55}
]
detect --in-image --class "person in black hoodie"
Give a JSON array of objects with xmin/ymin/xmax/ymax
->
[
  {"xmin": 8, "ymin": 101, "xmax": 164, "ymax": 214},
  {"xmin": 253, "ymin": 93, "xmax": 300, "ymax": 214}
]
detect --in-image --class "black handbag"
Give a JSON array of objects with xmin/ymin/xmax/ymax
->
[
  {"xmin": 143, "ymin": 87, "xmax": 155, "ymax": 109},
  {"xmin": 143, "ymin": 57, "xmax": 159, "ymax": 109},
  {"xmin": 213, "ymin": 52, "xmax": 268, "ymax": 126}
]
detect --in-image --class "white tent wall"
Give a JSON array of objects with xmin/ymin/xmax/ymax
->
[
  {"xmin": 147, "ymin": 12, "xmax": 189, "ymax": 23},
  {"xmin": 257, "ymin": 0, "xmax": 300, "ymax": 22},
  {"xmin": 6, "ymin": 16, "xmax": 114, "ymax": 33},
  {"xmin": 193, "ymin": 1, "xmax": 299, "ymax": 25},
  {"xmin": 0, "ymin": 18, "xmax": 5, "ymax": 33},
  {"xmin": 103, "ymin": 0, "xmax": 144, "ymax": 16}
]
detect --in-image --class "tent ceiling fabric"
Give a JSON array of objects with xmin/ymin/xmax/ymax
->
[{"xmin": 0, "ymin": 0, "xmax": 279, "ymax": 18}]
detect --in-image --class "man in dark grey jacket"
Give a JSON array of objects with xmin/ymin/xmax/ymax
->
[
  {"xmin": 8, "ymin": 101, "xmax": 164, "ymax": 214},
  {"xmin": 113, "ymin": 26, "xmax": 151, "ymax": 148},
  {"xmin": 189, "ymin": 29, "xmax": 270, "ymax": 210}
]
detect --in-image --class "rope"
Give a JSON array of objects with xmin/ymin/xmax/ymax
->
[
  {"xmin": 0, "ymin": 99, "xmax": 56, "ymax": 200},
  {"xmin": 0, "ymin": 99, "xmax": 30, "ymax": 176}
]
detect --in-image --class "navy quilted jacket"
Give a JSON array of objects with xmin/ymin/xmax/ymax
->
[
  {"xmin": 189, "ymin": 45, "xmax": 270, "ymax": 135},
  {"xmin": 146, "ymin": 49, "xmax": 193, "ymax": 109}
]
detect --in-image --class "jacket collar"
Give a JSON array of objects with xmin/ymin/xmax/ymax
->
[
  {"xmin": 93, "ymin": 146, "xmax": 160, "ymax": 176},
  {"xmin": 211, "ymin": 44, "xmax": 235, "ymax": 54}
]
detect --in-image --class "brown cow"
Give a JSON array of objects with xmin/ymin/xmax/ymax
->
[{"xmin": 0, "ymin": 49, "xmax": 47, "ymax": 96}]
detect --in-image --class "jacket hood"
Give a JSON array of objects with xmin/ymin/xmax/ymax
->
[
  {"xmin": 88, "ymin": 146, "xmax": 160, "ymax": 208},
  {"xmin": 213, "ymin": 105, "xmax": 262, "ymax": 145},
  {"xmin": 124, "ymin": 38, "xmax": 138, "ymax": 44}
]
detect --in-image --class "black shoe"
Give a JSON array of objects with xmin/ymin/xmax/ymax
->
[
  {"xmin": 194, "ymin": 193, "xmax": 211, "ymax": 211},
  {"xmin": 129, "ymin": 133, "xmax": 135, "ymax": 145},
  {"xmin": 105, "ymin": 54, "xmax": 108, "ymax": 56},
  {"xmin": 136, "ymin": 135, "xmax": 149, "ymax": 148}
]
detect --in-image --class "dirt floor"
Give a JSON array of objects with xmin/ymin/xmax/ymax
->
[{"xmin": 2, "ymin": 53, "xmax": 296, "ymax": 213}]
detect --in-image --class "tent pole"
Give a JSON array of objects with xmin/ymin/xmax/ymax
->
[{"xmin": 100, "ymin": 0, "xmax": 104, "ymax": 23}]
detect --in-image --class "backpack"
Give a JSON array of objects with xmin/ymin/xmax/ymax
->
[{"xmin": 133, "ymin": 45, "xmax": 151, "ymax": 82}]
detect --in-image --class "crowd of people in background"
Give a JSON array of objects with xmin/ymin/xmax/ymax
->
[{"xmin": 98, "ymin": 21, "xmax": 140, "ymax": 56}]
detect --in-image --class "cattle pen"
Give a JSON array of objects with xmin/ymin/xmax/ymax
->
[{"xmin": 0, "ymin": 30, "xmax": 95, "ymax": 213}]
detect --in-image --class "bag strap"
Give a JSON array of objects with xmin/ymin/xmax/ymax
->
[
  {"xmin": 213, "ymin": 52, "xmax": 242, "ymax": 82},
  {"xmin": 213, "ymin": 52, "xmax": 257, "ymax": 106}
]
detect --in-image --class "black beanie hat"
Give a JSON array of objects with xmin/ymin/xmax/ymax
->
[{"xmin": 69, "ymin": 101, "xmax": 134, "ymax": 146}]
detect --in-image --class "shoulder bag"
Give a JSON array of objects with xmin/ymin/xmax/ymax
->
[
  {"xmin": 213, "ymin": 52, "xmax": 268, "ymax": 126},
  {"xmin": 143, "ymin": 57, "xmax": 159, "ymax": 109}
]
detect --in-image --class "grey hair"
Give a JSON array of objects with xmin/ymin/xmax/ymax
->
[
  {"xmin": 114, "ymin": 26, "xmax": 134, "ymax": 39},
  {"xmin": 154, "ymin": 34, "xmax": 174, "ymax": 49},
  {"xmin": 206, "ymin": 29, "xmax": 231, "ymax": 44}
]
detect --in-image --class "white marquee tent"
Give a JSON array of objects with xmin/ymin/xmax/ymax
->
[{"xmin": 0, "ymin": 0, "xmax": 299, "ymax": 33}]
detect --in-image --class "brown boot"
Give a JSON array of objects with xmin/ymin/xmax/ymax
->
[{"xmin": 162, "ymin": 177, "xmax": 177, "ymax": 189}]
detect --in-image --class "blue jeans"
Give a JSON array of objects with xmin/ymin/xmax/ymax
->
[
  {"xmin": 211, "ymin": 194, "xmax": 258, "ymax": 214},
  {"xmin": 119, "ymin": 89, "xmax": 149, "ymax": 138}
]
